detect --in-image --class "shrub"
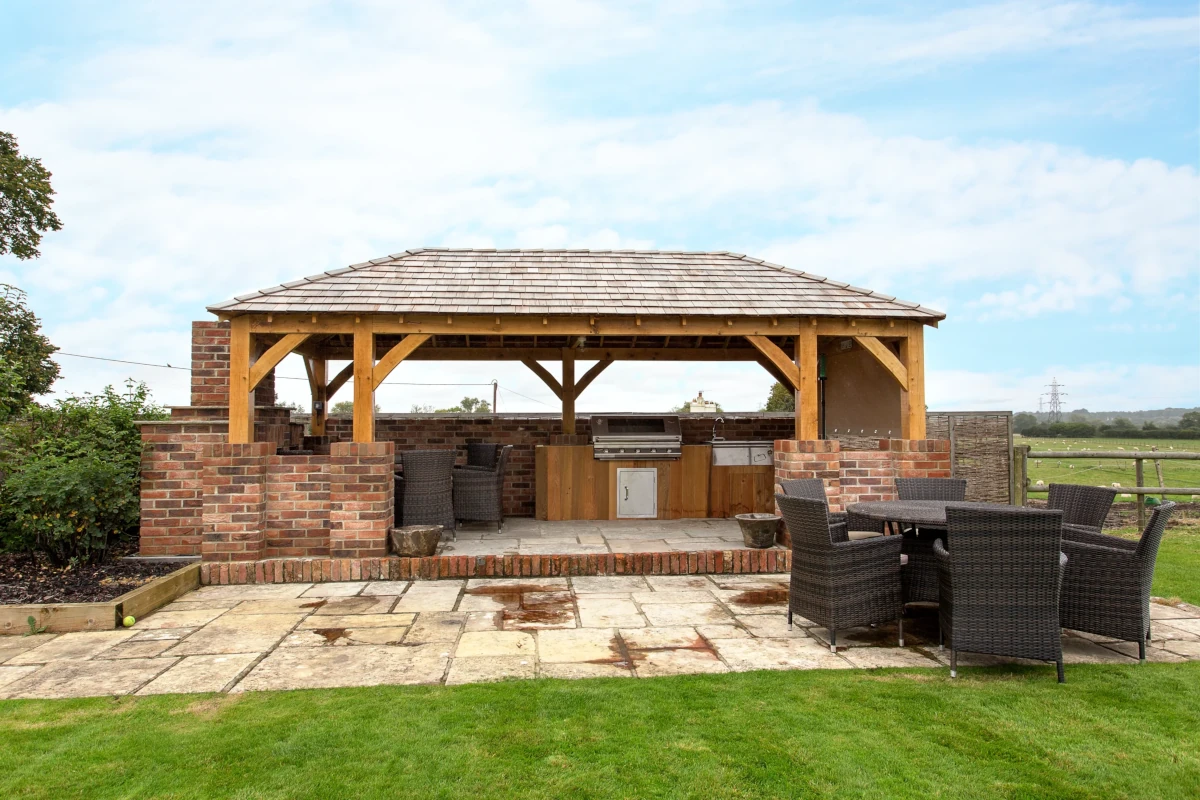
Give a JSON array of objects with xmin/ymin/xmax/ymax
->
[{"xmin": 0, "ymin": 380, "xmax": 167, "ymax": 563}]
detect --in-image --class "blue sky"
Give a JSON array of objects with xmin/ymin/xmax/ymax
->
[{"xmin": 0, "ymin": 0, "xmax": 1197, "ymax": 416}]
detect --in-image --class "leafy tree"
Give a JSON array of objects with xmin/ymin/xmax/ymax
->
[
  {"xmin": 0, "ymin": 132, "xmax": 63, "ymax": 260},
  {"xmin": 0, "ymin": 284, "xmax": 59, "ymax": 421},
  {"xmin": 761, "ymin": 381, "xmax": 795, "ymax": 412},
  {"xmin": 1013, "ymin": 412, "xmax": 1037, "ymax": 434},
  {"xmin": 330, "ymin": 400, "xmax": 379, "ymax": 414},
  {"xmin": 1180, "ymin": 411, "xmax": 1200, "ymax": 430},
  {"xmin": 410, "ymin": 404, "xmax": 434, "ymax": 413},
  {"xmin": 1110, "ymin": 417, "xmax": 1136, "ymax": 430},
  {"xmin": 437, "ymin": 397, "xmax": 491, "ymax": 413}
]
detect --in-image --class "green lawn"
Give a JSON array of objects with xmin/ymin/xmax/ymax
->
[
  {"xmin": 1020, "ymin": 437, "xmax": 1200, "ymax": 502},
  {"xmin": 1109, "ymin": 522, "xmax": 1200, "ymax": 605},
  {"xmin": 1, "ymin": 664, "xmax": 1198, "ymax": 799}
]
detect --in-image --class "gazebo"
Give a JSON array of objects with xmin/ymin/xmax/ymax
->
[{"xmin": 207, "ymin": 248, "xmax": 944, "ymax": 443}]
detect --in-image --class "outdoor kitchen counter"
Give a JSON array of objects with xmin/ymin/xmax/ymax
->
[{"xmin": 534, "ymin": 445, "xmax": 774, "ymax": 521}]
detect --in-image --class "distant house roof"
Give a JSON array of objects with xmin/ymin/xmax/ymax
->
[{"xmin": 208, "ymin": 248, "xmax": 945, "ymax": 322}]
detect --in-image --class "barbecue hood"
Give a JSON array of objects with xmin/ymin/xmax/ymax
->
[{"xmin": 591, "ymin": 415, "xmax": 683, "ymax": 460}]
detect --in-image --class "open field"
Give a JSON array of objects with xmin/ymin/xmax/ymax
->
[
  {"xmin": 0, "ymin": 663, "xmax": 1198, "ymax": 800},
  {"xmin": 1020, "ymin": 437, "xmax": 1200, "ymax": 502}
]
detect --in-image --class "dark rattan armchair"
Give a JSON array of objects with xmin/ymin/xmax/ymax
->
[
  {"xmin": 453, "ymin": 445, "xmax": 512, "ymax": 532},
  {"xmin": 1047, "ymin": 483, "xmax": 1117, "ymax": 538},
  {"xmin": 397, "ymin": 449, "xmax": 457, "ymax": 534},
  {"xmin": 1060, "ymin": 501, "xmax": 1176, "ymax": 661},
  {"xmin": 777, "ymin": 494, "xmax": 904, "ymax": 652},
  {"xmin": 777, "ymin": 478, "xmax": 885, "ymax": 540},
  {"xmin": 894, "ymin": 478, "xmax": 967, "ymax": 603},
  {"xmin": 934, "ymin": 505, "xmax": 1067, "ymax": 682},
  {"xmin": 463, "ymin": 443, "xmax": 499, "ymax": 470}
]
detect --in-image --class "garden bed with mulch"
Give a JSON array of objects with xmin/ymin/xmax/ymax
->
[{"xmin": 0, "ymin": 541, "xmax": 181, "ymax": 605}]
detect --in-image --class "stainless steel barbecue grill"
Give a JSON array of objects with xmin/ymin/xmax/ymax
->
[{"xmin": 591, "ymin": 415, "xmax": 683, "ymax": 460}]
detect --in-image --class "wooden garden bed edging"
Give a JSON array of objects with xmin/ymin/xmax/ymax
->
[{"xmin": 0, "ymin": 562, "xmax": 200, "ymax": 635}]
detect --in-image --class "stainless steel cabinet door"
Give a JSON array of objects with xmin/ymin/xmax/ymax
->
[{"xmin": 616, "ymin": 468, "xmax": 657, "ymax": 518}]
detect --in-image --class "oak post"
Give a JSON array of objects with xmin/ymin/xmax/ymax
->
[
  {"xmin": 899, "ymin": 323, "xmax": 927, "ymax": 439},
  {"xmin": 795, "ymin": 324, "xmax": 818, "ymax": 440},
  {"xmin": 352, "ymin": 318, "xmax": 375, "ymax": 442},
  {"xmin": 561, "ymin": 347, "xmax": 576, "ymax": 435},
  {"xmin": 228, "ymin": 316, "xmax": 254, "ymax": 443},
  {"xmin": 310, "ymin": 357, "xmax": 328, "ymax": 436}
]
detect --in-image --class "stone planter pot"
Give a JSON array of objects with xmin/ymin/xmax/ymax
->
[
  {"xmin": 734, "ymin": 513, "xmax": 781, "ymax": 549},
  {"xmin": 389, "ymin": 525, "xmax": 444, "ymax": 557}
]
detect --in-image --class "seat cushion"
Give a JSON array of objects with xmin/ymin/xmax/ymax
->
[{"xmin": 847, "ymin": 530, "xmax": 884, "ymax": 541}]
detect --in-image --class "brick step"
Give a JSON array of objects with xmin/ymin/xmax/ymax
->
[{"xmin": 199, "ymin": 548, "xmax": 790, "ymax": 585}]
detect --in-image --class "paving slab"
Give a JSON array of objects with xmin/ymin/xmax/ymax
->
[
  {"xmin": 1101, "ymin": 642, "xmax": 1187, "ymax": 663},
  {"xmin": 464, "ymin": 611, "xmax": 503, "ymax": 632},
  {"xmin": 234, "ymin": 645, "xmax": 447, "ymax": 691},
  {"xmin": 446, "ymin": 656, "xmax": 536, "ymax": 685},
  {"xmin": 0, "ymin": 634, "xmax": 57, "ymax": 664},
  {"xmin": 0, "ymin": 665, "xmax": 41, "ymax": 690},
  {"xmin": 736, "ymin": 615, "xmax": 816, "ymax": 638},
  {"xmin": 300, "ymin": 582, "xmax": 365, "ymax": 598},
  {"xmin": 1161, "ymin": 618, "xmax": 1200, "ymax": 636},
  {"xmin": 158, "ymin": 599, "xmax": 241, "ymax": 611},
  {"xmin": 538, "ymin": 628, "xmax": 619, "ymax": 663},
  {"xmin": 1161, "ymin": 639, "xmax": 1200, "ymax": 658},
  {"xmin": 839, "ymin": 647, "xmax": 940, "ymax": 670},
  {"xmin": 1149, "ymin": 601, "xmax": 1197, "ymax": 620},
  {"xmin": 138, "ymin": 653, "xmax": 260, "ymax": 695},
  {"xmin": 2, "ymin": 657, "xmax": 175, "ymax": 699},
  {"xmin": 539, "ymin": 662, "xmax": 633, "ymax": 679},
  {"xmin": 620, "ymin": 627, "xmax": 727, "ymax": 677},
  {"xmin": 1062, "ymin": 637, "xmax": 1137, "ymax": 664},
  {"xmin": 131, "ymin": 627, "xmax": 195, "ymax": 642},
  {"xmin": 134, "ymin": 608, "xmax": 229, "ymax": 629},
  {"xmin": 716, "ymin": 637, "xmax": 852, "ymax": 672},
  {"xmin": 299, "ymin": 613, "xmax": 414, "ymax": 629},
  {"xmin": 571, "ymin": 576, "xmax": 651, "ymax": 593},
  {"xmin": 644, "ymin": 576, "xmax": 716, "ymax": 591},
  {"xmin": 711, "ymin": 588, "xmax": 789, "ymax": 616},
  {"xmin": 226, "ymin": 598, "xmax": 329, "ymax": 615},
  {"xmin": 576, "ymin": 598, "xmax": 646, "ymax": 628},
  {"xmin": 311, "ymin": 596, "xmax": 398, "ymax": 615},
  {"xmin": 189, "ymin": 584, "xmax": 310, "ymax": 601},
  {"xmin": 696, "ymin": 624, "xmax": 752, "ymax": 640},
  {"xmin": 98, "ymin": 639, "xmax": 180, "ymax": 660},
  {"xmin": 281, "ymin": 625, "xmax": 412, "ymax": 647},
  {"xmin": 642, "ymin": 602, "xmax": 733, "ymax": 627},
  {"xmin": 170, "ymin": 614, "xmax": 303, "ymax": 656},
  {"xmin": 455, "ymin": 631, "xmax": 535, "ymax": 658},
  {"xmin": 632, "ymin": 591, "xmax": 717, "ymax": 604},
  {"xmin": 394, "ymin": 584, "xmax": 464, "ymax": 612},
  {"xmin": 7, "ymin": 630, "xmax": 135, "ymax": 664},
  {"xmin": 360, "ymin": 581, "xmax": 412, "ymax": 596},
  {"xmin": 405, "ymin": 612, "xmax": 467, "ymax": 644}
]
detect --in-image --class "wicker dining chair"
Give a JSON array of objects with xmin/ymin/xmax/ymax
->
[
  {"xmin": 397, "ymin": 449, "xmax": 457, "ymax": 534},
  {"xmin": 1047, "ymin": 483, "xmax": 1117, "ymax": 537},
  {"xmin": 453, "ymin": 445, "xmax": 512, "ymax": 532},
  {"xmin": 1060, "ymin": 501, "xmax": 1176, "ymax": 661},
  {"xmin": 777, "ymin": 478, "xmax": 885, "ymax": 540},
  {"xmin": 463, "ymin": 442, "xmax": 500, "ymax": 470},
  {"xmin": 777, "ymin": 494, "xmax": 905, "ymax": 652},
  {"xmin": 894, "ymin": 478, "xmax": 967, "ymax": 603},
  {"xmin": 934, "ymin": 505, "xmax": 1067, "ymax": 682}
]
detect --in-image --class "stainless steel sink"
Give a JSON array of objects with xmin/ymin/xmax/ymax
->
[{"xmin": 709, "ymin": 440, "xmax": 774, "ymax": 466}]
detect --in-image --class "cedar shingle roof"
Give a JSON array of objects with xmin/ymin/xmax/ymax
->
[{"xmin": 208, "ymin": 248, "xmax": 945, "ymax": 321}]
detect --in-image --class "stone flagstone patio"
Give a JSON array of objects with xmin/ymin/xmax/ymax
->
[{"xmin": 2, "ymin": 576, "xmax": 1197, "ymax": 699}]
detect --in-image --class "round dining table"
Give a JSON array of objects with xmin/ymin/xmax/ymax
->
[{"xmin": 847, "ymin": 500, "xmax": 1093, "ymax": 538}]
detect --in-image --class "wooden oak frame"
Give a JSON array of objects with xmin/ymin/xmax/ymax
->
[{"xmin": 223, "ymin": 313, "xmax": 930, "ymax": 444}]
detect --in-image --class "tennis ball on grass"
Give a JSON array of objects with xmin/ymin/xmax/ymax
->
[{"xmin": 123, "ymin": 616, "xmax": 136, "ymax": 627}]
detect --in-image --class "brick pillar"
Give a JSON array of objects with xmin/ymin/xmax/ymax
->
[
  {"xmin": 191, "ymin": 321, "xmax": 231, "ymax": 407},
  {"xmin": 254, "ymin": 369, "xmax": 276, "ymax": 408},
  {"xmin": 201, "ymin": 441, "xmax": 274, "ymax": 562},
  {"xmin": 329, "ymin": 441, "xmax": 394, "ymax": 558},
  {"xmin": 890, "ymin": 438, "xmax": 952, "ymax": 480}
]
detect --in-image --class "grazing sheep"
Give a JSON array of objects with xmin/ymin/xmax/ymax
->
[{"xmin": 1112, "ymin": 483, "xmax": 1122, "ymax": 488}]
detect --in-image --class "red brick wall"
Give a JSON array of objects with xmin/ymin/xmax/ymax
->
[
  {"xmin": 265, "ymin": 454, "xmax": 331, "ymax": 558},
  {"xmin": 191, "ymin": 321, "xmax": 231, "ymax": 407}
]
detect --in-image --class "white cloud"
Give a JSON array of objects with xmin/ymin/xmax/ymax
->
[{"xmin": 1, "ymin": 1, "xmax": 1196, "ymax": 413}]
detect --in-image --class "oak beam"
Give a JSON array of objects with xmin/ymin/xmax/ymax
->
[
  {"xmin": 352, "ymin": 318, "xmax": 375, "ymax": 442},
  {"xmin": 855, "ymin": 336, "xmax": 908, "ymax": 389},
  {"xmin": 745, "ymin": 335, "xmax": 800, "ymax": 389},
  {"xmin": 228, "ymin": 316, "xmax": 254, "ymax": 443},
  {"xmin": 371, "ymin": 334, "xmax": 431, "ymax": 388},
  {"xmin": 521, "ymin": 358, "xmax": 563, "ymax": 399},
  {"xmin": 562, "ymin": 347, "xmax": 576, "ymax": 435},
  {"xmin": 796, "ymin": 324, "xmax": 819, "ymax": 440},
  {"xmin": 900, "ymin": 324, "xmax": 927, "ymax": 439},
  {"xmin": 306, "ymin": 346, "xmax": 771, "ymax": 363},
  {"xmin": 326, "ymin": 362, "xmax": 354, "ymax": 400},
  {"xmin": 248, "ymin": 333, "xmax": 310, "ymax": 391},
  {"xmin": 573, "ymin": 357, "xmax": 613, "ymax": 396}
]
